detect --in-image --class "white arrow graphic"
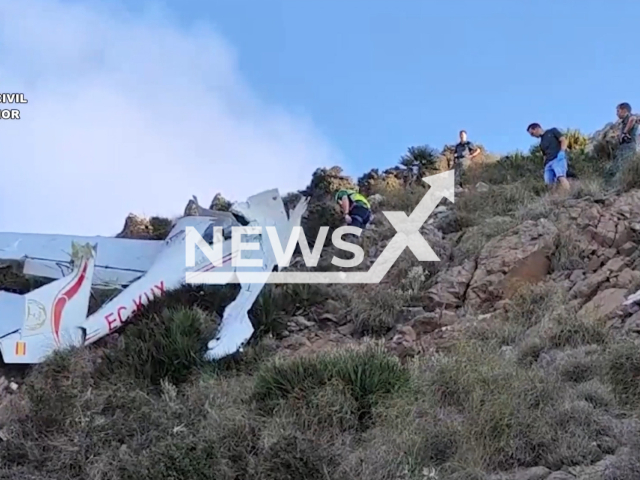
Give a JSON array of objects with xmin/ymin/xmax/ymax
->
[{"xmin": 189, "ymin": 169, "xmax": 454, "ymax": 284}]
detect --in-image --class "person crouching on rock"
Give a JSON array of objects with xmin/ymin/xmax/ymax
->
[
  {"xmin": 334, "ymin": 189, "xmax": 372, "ymax": 230},
  {"xmin": 527, "ymin": 123, "xmax": 571, "ymax": 193}
]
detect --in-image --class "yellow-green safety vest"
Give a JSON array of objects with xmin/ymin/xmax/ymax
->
[{"xmin": 346, "ymin": 191, "xmax": 370, "ymax": 209}]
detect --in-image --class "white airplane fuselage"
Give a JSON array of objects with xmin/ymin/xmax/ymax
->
[{"xmin": 81, "ymin": 215, "xmax": 239, "ymax": 344}]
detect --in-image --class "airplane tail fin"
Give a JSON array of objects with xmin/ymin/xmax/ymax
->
[
  {"xmin": 231, "ymin": 189, "xmax": 288, "ymax": 225},
  {"xmin": 0, "ymin": 242, "xmax": 96, "ymax": 364}
]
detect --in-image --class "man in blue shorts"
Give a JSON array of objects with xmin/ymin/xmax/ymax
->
[{"xmin": 527, "ymin": 123, "xmax": 570, "ymax": 192}]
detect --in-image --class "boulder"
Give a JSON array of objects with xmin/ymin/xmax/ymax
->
[{"xmin": 465, "ymin": 219, "xmax": 558, "ymax": 311}]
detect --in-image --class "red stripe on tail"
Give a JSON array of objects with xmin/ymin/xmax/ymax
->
[{"xmin": 51, "ymin": 260, "xmax": 89, "ymax": 344}]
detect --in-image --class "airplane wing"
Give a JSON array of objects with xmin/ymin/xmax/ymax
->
[{"xmin": 0, "ymin": 232, "xmax": 164, "ymax": 288}]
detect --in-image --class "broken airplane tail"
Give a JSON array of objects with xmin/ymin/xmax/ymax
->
[
  {"xmin": 288, "ymin": 196, "xmax": 310, "ymax": 226},
  {"xmin": 0, "ymin": 242, "xmax": 96, "ymax": 364}
]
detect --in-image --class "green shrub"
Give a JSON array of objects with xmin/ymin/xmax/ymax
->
[
  {"xmin": 377, "ymin": 183, "xmax": 430, "ymax": 213},
  {"xmin": 603, "ymin": 340, "xmax": 640, "ymax": 408},
  {"xmin": 100, "ymin": 307, "xmax": 216, "ymax": 387},
  {"xmin": 454, "ymin": 182, "xmax": 540, "ymax": 228},
  {"xmin": 249, "ymin": 283, "xmax": 328, "ymax": 337},
  {"xmin": 357, "ymin": 168, "xmax": 403, "ymax": 196},
  {"xmin": 619, "ymin": 153, "xmax": 640, "ymax": 192},
  {"xmin": 148, "ymin": 216, "xmax": 174, "ymax": 239},
  {"xmin": 303, "ymin": 166, "xmax": 356, "ymax": 200},
  {"xmin": 472, "ymin": 151, "xmax": 542, "ymax": 186},
  {"xmin": 16, "ymin": 348, "xmax": 99, "ymax": 434},
  {"xmin": 250, "ymin": 285, "xmax": 289, "ymax": 337},
  {"xmin": 301, "ymin": 201, "xmax": 342, "ymax": 248},
  {"xmin": 252, "ymin": 344, "xmax": 411, "ymax": 426},
  {"xmin": 453, "ymin": 216, "xmax": 517, "ymax": 261},
  {"xmin": 345, "ymin": 287, "xmax": 408, "ymax": 336},
  {"xmin": 0, "ymin": 266, "xmax": 49, "ymax": 294},
  {"xmin": 550, "ymin": 229, "xmax": 588, "ymax": 271},
  {"xmin": 420, "ymin": 342, "xmax": 618, "ymax": 471}
]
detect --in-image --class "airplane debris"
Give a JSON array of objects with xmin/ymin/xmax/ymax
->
[
  {"xmin": 623, "ymin": 289, "xmax": 640, "ymax": 305},
  {"xmin": 0, "ymin": 189, "xmax": 309, "ymax": 364}
]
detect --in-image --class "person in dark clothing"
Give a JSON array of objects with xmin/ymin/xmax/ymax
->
[
  {"xmin": 527, "ymin": 123, "xmax": 570, "ymax": 192},
  {"xmin": 334, "ymin": 189, "xmax": 372, "ymax": 230},
  {"xmin": 617, "ymin": 102, "xmax": 638, "ymax": 145},
  {"xmin": 452, "ymin": 130, "xmax": 481, "ymax": 187},
  {"xmin": 608, "ymin": 102, "xmax": 639, "ymax": 183}
]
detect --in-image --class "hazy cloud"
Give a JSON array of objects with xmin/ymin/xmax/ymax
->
[{"xmin": 0, "ymin": 0, "xmax": 342, "ymax": 235}]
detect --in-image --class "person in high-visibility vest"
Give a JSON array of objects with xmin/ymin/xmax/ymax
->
[{"xmin": 334, "ymin": 189, "xmax": 372, "ymax": 229}]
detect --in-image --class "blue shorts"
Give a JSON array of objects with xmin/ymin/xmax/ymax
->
[{"xmin": 544, "ymin": 153, "xmax": 568, "ymax": 184}]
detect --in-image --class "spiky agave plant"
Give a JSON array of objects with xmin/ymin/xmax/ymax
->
[{"xmin": 563, "ymin": 128, "xmax": 589, "ymax": 152}]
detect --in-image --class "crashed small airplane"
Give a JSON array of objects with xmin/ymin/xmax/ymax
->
[{"xmin": 0, "ymin": 189, "xmax": 308, "ymax": 364}]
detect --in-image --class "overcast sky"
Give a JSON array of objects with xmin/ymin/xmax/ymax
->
[{"xmin": 0, "ymin": 0, "xmax": 343, "ymax": 235}]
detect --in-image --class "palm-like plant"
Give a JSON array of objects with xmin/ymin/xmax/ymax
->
[{"xmin": 398, "ymin": 145, "xmax": 440, "ymax": 185}]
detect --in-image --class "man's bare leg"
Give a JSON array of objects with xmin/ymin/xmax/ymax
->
[
  {"xmin": 558, "ymin": 176, "xmax": 570, "ymax": 191},
  {"xmin": 550, "ymin": 176, "xmax": 570, "ymax": 197}
]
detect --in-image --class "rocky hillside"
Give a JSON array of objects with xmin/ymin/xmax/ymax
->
[{"xmin": 1, "ymin": 122, "xmax": 640, "ymax": 480}]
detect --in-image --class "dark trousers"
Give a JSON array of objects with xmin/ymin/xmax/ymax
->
[
  {"xmin": 349, "ymin": 204, "xmax": 371, "ymax": 229},
  {"xmin": 453, "ymin": 156, "xmax": 467, "ymax": 186}
]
